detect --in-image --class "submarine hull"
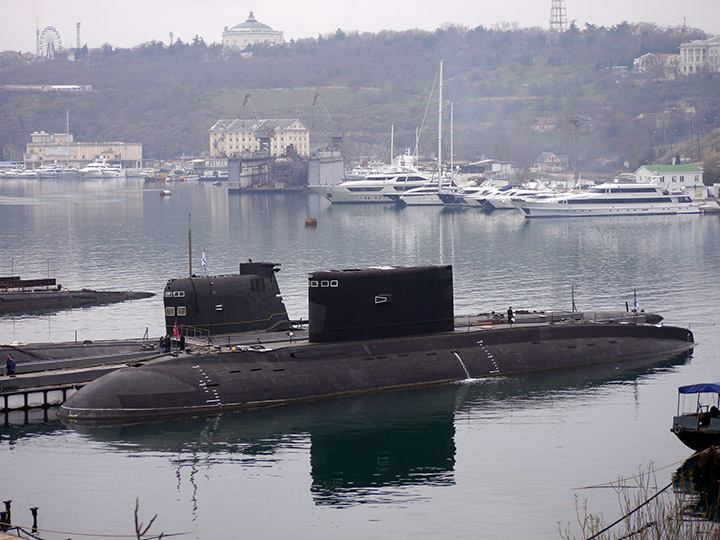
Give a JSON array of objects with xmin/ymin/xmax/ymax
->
[
  {"xmin": 59, "ymin": 322, "xmax": 694, "ymax": 424},
  {"xmin": 0, "ymin": 289, "xmax": 154, "ymax": 315}
]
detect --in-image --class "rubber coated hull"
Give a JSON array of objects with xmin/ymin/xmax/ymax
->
[
  {"xmin": 0, "ymin": 289, "xmax": 154, "ymax": 314},
  {"xmin": 59, "ymin": 322, "xmax": 694, "ymax": 424}
]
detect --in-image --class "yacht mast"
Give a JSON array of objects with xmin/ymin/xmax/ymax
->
[
  {"xmin": 437, "ymin": 60, "xmax": 443, "ymax": 180},
  {"xmin": 450, "ymin": 102, "xmax": 454, "ymax": 179},
  {"xmin": 66, "ymin": 110, "xmax": 70, "ymax": 167},
  {"xmin": 188, "ymin": 214, "xmax": 193, "ymax": 278},
  {"xmin": 390, "ymin": 124, "xmax": 394, "ymax": 167}
]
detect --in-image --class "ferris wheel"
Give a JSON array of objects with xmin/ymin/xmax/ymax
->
[{"xmin": 39, "ymin": 26, "xmax": 62, "ymax": 59}]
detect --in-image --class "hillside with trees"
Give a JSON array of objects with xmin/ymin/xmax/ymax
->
[{"xmin": 1, "ymin": 21, "xmax": 719, "ymax": 180}]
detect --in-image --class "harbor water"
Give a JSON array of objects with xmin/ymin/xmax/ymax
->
[{"xmin": 1, "ymin": 178, "xmax": 720, "ymax": 539}]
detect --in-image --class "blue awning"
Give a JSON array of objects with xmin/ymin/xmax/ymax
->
[{"xmin": 678, "ymin": 383, "xmax": 720, "ymax": 394}]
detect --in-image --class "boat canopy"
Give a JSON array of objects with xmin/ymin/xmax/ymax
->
[{"xmin": 678, "ymin": 383, "xmax": 720, "ymax": 394}]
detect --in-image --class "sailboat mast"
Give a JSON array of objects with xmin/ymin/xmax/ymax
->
[
  {"xmin": 450, "ymin": 102, "xmax": 454, "ymax": 178},
  {"xmin": 437, "ymin": 60, "xmax": 443, "ymax": 180},
  {"xmin": 66, "ymin": 111, "xmax": 70, "ymax": 167},
  {"xmin": 188, "ymin": 213, "xmax": 193, "ymax": 278},
  {"xmin": 390, "ymin": 124, "xmax": 394, "ymax": 167}
]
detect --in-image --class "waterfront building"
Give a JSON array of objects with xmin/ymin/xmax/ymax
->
[
  {"xmin": 24, "ymin": 131, "xmax": 143, "ymax": 169},
  {"xmin": 459, "ymin": 159, "xmax": 518, "ymax": 181},
  {"xmin": 678, "ymin": 36, "xmax": 720, "ymax": 75},
  {"xmin": 632, "ymin": 53, "xmax": 679, "ymax": 80},
  {"xmin": 634, "ymin": 164, "xmax": 704, "ymax": 192},
  {"xmin": 532, "ymin": 152, "xmax": 568, "ymax": 173},
  {"xmin": 222, "ymin": 11, "xmax": 283, "ymax": 52},
  {"xmin": 208, "ymin": 118, "xmax": 310, "ymax": 158}
]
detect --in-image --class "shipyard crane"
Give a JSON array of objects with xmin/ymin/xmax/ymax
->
[
  {"xmin": 312, "ymin": 92, "xmax": 343, "ymax": 150},
  {"xmin": 243, "ymin": 93, "xmax": 272, "ymax": 154}
]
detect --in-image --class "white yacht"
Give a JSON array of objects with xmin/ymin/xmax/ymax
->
[
  {"xmin": 37, "ymin": 164, "xmax": 79, "ymax": 179},
  {"xmin": 392, "ymin": 181, "xmax": 457, "ymax": 206},
  {"xmin": 308, "ymin": 172, "xmax": 430, "ymax": 204},
  {"xmin": 466, "ymin": 184, "xmax": 516, "ymax": 208},
  {"xmin": 514, "ymin": 181, "xmax": 700, "ymax": 218},
  {"xmin": 16, "ymin": 169, "xmax": 40, "ymax": 179},
  {"xmin": 486, "ymin": 185, "xmax": 558, "ymax": 210},
  {"xmin": 79, "ymin": 161, "xmax": 126, "ymax": 179}
]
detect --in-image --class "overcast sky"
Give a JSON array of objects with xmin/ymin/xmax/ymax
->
[{"xmin": 3, "ymin": 0, "xmax": 719, "ymax": 53}]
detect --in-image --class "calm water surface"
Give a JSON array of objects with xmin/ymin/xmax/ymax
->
[{"xmin": 1, "ymin": 178, "xmax": 719, "ymax": 539}]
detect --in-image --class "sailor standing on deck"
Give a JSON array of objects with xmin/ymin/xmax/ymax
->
[{"xmin": 6, "ymin": 353, "xmax": 16, "ymax": 376}]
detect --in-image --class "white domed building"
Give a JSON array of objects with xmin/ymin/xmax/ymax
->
[{"xmin": 222, "ymin": 11, "xmax": 284, "ymax": 52}]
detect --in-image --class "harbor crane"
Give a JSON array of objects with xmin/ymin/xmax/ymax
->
[
  {"xmin": 243, "ymin": 93, "xmax": 272, "ymax": 154},
  {"xmin": 312, "ymin": 92, "xmax": 343, "ymax": 150}
]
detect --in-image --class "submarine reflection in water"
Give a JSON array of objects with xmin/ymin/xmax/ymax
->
[{"xmin": 64, "ymin": 351, "xmax": 689, "ymax": 507}]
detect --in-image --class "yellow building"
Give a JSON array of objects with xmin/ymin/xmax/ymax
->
[
  {"xmin": 25, "ymin": 131, "xmax": 143, "ymax": 168},
  {"xmin": 208, "ymin": 118, "xmax": 310, "ymax": 158}
]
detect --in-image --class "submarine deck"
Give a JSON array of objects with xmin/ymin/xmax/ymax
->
[{"xmin": 202, "ymin": 309, "xmax": 661, "ymax": 350}]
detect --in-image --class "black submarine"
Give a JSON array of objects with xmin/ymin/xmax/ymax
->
[
  {"xmin": 58, "ymin": 262, "xmax": 695, "ymax": 424},
  {"xmin": 0, "ymin": 275, "xmax": 154, "ymax": 315}
]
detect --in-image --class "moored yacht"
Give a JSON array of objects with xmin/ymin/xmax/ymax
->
[
  {"xmin": 37, "ymin": 164, "xmax": 80, "ymax": 179},
  {"xmin": 514, "ymin": 180, "xmax": 700, "ymax": 218},
  {"xmin": 16, "ymin": 169, "xmax": 40, "ymax": 179},
  {"xmin": 389, "ymin": 180, "xmax": 457, "ymax": 206},
  {"xmin": 79, "ymin": 160, "xmax": 127, "ymax": 179},
  {"xmin": 308, "ymin": 171, "xmax": 430, "ymax": 204},
  {"xmin": 487, "ymin": 185, "xmax": 558, "ymax": 210}
]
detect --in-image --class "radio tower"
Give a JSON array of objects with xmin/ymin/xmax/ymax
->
[{"xmin": 550, "ymin": 0, "xmax": 568, "ymax": 32}]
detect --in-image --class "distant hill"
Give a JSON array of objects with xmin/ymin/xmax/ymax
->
[{"xmin": 1, "ymin": 22, "xmax": 719, "ymax": 177}]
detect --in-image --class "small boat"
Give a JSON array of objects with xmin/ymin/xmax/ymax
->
[
  {"xmin": 698, "ymin": 200, "xmax": 720, "ymax": 214},
  {"xmin": 671, "ymin": 383, "xmax": 720, "ymax": 451},
  {"xmin": 159, "ymin": 190, "xmax": 171, "ymax": 197},
  {"xmin": 16, "ymin": 169, "xmax": 40, "ymax": 179}
]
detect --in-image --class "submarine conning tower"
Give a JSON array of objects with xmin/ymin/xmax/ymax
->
[
  {"xmin": 163, "ymin": 261, "xmax": 290, "ymax": 336},
  {"xmin": 308, "ymin": 264, "xmax": 454, "ymax": 343}
]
